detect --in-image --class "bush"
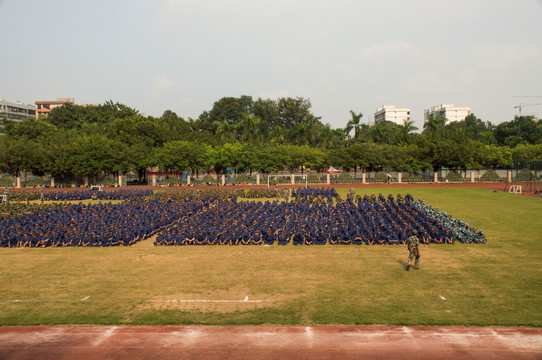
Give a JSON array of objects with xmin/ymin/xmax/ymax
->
[
  {"xmin": 337, "ymin": 172, "xmax": 352, "ymax": 181},
  {"xmin": 307, "ymin": 173, "xmax": 321, "ymax": 183},
  {"xmin": 374, "ymin": 172, "xmax": 387, "ymax": 182},
  {"xmin": 22, "ymin": 178, "xmax": 48, "ymax": 187},
  {"xmin": 480, "ymin": 169, "xmax": 501, "ymax": 181},
  {"xmin": 233, "ymin": 173, "xmax": 253, "ymax": 184},
  {"xmin": 402, "ymin": 173, "xmax": 425, "ymax": 183},
  {"xmin": 515, "ymin": 169, "xmax": 535, "ymax": 181},
  {"xmin": 0, "ymin": 175, "xmax": 12, "ymax": 187},
  {"xmin": 445, "ymin": 171, "xmax": 464, "ymax": 182},
  {"xmin": 201, "ymin": 174, "xmax": 216, "ymax": 184},
  {"xmin": 158, "ymin": 175, "xmax": 180, "ymax": 186}
]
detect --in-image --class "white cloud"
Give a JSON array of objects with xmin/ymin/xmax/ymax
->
[
  {"xmin": 152, "ymin": 76, "xmax": 173, "ymax": 95},
  {"xmin": 278, "ymin": 56, "xmax": 302, "ymax": 67},
  {"xmin": 478, "ymin": 43, "xmax": 541, "ymax": 69},
  {"xmin": 358, "ymin": 41, "xmax": 419, "ymax": 58}
]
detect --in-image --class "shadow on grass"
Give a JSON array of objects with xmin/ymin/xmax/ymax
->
[{"xmin": 396, "ymin": 259, "xmax": 408, "ymax": 271}]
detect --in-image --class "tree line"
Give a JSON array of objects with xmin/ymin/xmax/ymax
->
[{"xmin": 1, "ymin": 96, "xmax": 541, "ymax": 180}]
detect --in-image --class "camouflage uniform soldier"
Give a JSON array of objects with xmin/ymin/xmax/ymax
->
[
  {"xmin": 282, "ymin": 188, "xmax": 290, "ymax": 202},
  {"xmin": 406, "ymin": 230, "xmax": 420, "ymax": 271},
  {"xmin": 347, "ymin": 188, "xmax": 355, "ymax": 202},
  {"xmin": 275, "ymin": 187, "xmax": 282, "ymax": 202}
]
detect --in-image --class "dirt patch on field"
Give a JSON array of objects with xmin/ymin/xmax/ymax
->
[{"xmin": 141, "ymin": 289, "xmax": 288, "ymax": 313}]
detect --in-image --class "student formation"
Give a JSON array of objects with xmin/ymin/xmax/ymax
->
[{"xmin": 0, "ymin": 187, "xmax": 486, "ymax": 248}]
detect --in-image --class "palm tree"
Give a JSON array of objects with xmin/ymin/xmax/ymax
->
[
  {"xmin": 423, "ymin": 114, "xmax": 446, "ymax": 137},
  {"xmin": 269, "ymin": 126, "xmax": 286, "ymax": 145},
  {"xmin": 236, "ymin": 113, "xmax": 261, "ymax": 143},
  {"xmin": 214, "ymin": 121, "xmax": 236, "ymax": 142},
  {"xmin": 400, "ymin": 119, "xmax": 418, "ymax": 144},
  {"xmin": 289, "ymin": 121, "xmax": 311, "ymax": 145},
  {"xmin": 345, "ymin": 110, "xmax": 363, "ymax": 140},
  {"xmin": 370, "ymin": 123, "xmax": 392, "ymax": 144},
  {"xmin": 317, "ymin": 123, "xmax": 345, "ymax": 149},
  {"xmin": 187, "ymin": 117, "xmax": 201, "ymax": 132}
]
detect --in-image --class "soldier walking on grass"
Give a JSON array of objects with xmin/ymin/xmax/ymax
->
[{"xmin": 406, "ymin": 230, "xmax": 420, "ymax": 271}]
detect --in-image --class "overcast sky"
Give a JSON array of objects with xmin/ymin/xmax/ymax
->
[{"xmin": 1, "ymin": 0, "xmax": 541, "ymax": 130}]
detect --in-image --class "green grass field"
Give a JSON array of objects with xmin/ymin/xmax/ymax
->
[{"xmin": 0, "ymin": 187, "xmax": 540, "ymax": 327}]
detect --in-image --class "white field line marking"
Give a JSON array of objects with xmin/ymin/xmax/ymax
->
[
  {"xmin": 11, "ymin": 299, "xmax": 74, "ymax": 303},
  {"xmin": 152, "ymin": 296, "xmax": 275, "ymax": 304},
  {"xmin": 10, "ymin": 297, "xmax": 91, "ymax": 303},
  {"xmin": 10, "ymin": 297, "xmax": 274, "ymax": 303},
  {"xmin": 93, "ymin": 326, "xmax": 117, "ymax": 346},
  {"xmin": 152, "ymin": 299, "xmax": 275, "ymax": 303},
  {"xmin": 305, "ymin": 326, "xmax": 314, "ymax": 347}
]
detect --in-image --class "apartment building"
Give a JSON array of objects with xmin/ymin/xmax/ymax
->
[
  {"xmin": 424, "ymin": 104, "xmax": 471, "ymax": 123},
  {"xmin": 35, "ymin": 98, "xmax": 74, "ymax": 118},
  {"xmin": 0, "ymin": 99, "xmax": 36, "ymax": 121},
  {"xmin": 374, "ymin": 105, "xmax": 411, "ymax": 125}
]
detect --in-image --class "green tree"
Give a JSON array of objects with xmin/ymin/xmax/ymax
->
[
  {"xmin": 315, "ymin": 123, "xmax": 345, "ymax": 149},
  {"xmin": 253, "ymin": 98, "xmax": 280, "ymax": 138},
  {"xmin": 399, "ymin": 119, "xmax": 418, "ymax": 144},
  {"xmin": 288, "ymin": 120, "xmax": 312, "ymax": 145},
  {"xmin": 370, "ymin": 121, "xmax": 400, "ymax": 144},
  {"xmin": 68, "ymin": 134, "xmax": 127, "ymax": 181},
  {"xmin": 213, "ymin": 120, "xmax": 237, "ymax": 143},
  {"xmin": 269, "ymin": 125, "xmax": 287, "ymax": 145},
  {"xmin": 152, "ymin": 141, "xmax": 190, "ymax": 173},
  {"xmin": 423, "ymin": 113, "xmax": 447, "ymax": 138},
  {"xmin": 344, "ymin": 110, "xmax": 363, "ymax": 140},
  {"xmin": 0, "ymin": 136, "xmax": 28, "ymax": 176},
  {"xmin": 46, "ymin": 102, "xmax": 87, "ymax": 129},
  {"xmin": 47, "ymin": 101, "xmax": 138, "ymax": 130},
  {"xmin": 236, "ymin": 113, "xmax": 262, "ymax": 143},
  {"xmin": 199, "ymin": 96, "xmax": 254, "ymax": 133},
  {"xmin": 494, "ymin": 116, "xmax": 542, "ymax": 146},
  {"xmin": 126, "ymin": 143, "xmax": 153, "ymax": 181},
  {"xmin": 277, "ymin": 97, "xmax": 321, "ymax": 130},
  {"xmin": 161, "ymin": 110, "xmax": 190, "ymax": 140},
  {"xmin": 513, "ymin": 144, "xmax": 542, "ymax": 162},
  {"xmin": 251, "ymin": 145, "xmax": 284, "ymax": 173},
  {"xmin": 4, "ymin": 117, "xmax": 57, "ymax": 139},
  {"xmin": 476, "ymin": 144, "xmax": 513, "ymax": 169},
  {"xmin": 279, "ymin": 145, "xmax": 306, "ymax": 172},
  {"xmin": 446, "ymin": 113, "xmax": 494, "ymax": 141},
  {"xmin": 208, "ymin": 143, "xmax": 246, "ymax": 180},
  {"xmin": 42, "ymin": 130, "xmax": 77, "ymax": 177},
  {"xmin": 108, "ymin": 115, "xmax": 169, "ymax": 147}
]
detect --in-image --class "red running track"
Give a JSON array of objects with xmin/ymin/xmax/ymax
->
[{"xmin": 0, "ymin": 325, "xmax": 540, "ymax": 360}]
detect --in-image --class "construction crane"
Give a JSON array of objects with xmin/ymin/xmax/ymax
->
[
  {"xmin": 514, "ymin": 103, "xmax": 542, "ymax": 116},
  {"xmin": 512, "ymin": 96, "xmax": 542, "ymax": 116}
]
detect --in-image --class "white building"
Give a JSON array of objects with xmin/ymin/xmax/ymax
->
[
  {"xmin": 374, "ymin": 105, "xmax": 411, "ymax": 125},
  {"xmin": 424, "ymin": 104, "xmax": 471, "ymax": 123},
  {"xmin": 0, "ymin": 99, "xmax": 36, "ymax": 122}
]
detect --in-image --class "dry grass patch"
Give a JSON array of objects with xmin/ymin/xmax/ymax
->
[{"xmin": 143, "ymin": 288, "xmax": 287, "ymax": 313}]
